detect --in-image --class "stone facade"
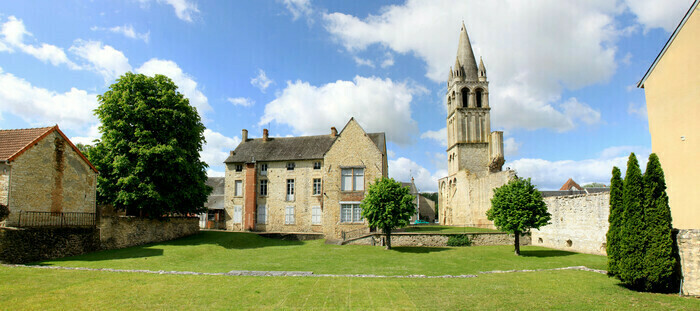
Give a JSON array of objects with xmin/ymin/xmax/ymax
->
[
  {"xmin": 531, "ymin": 192, "xmax": 609, "ymax": 255},
  {"xmin": 678, "ymin": 229, "xmax": 700, "ymax": 296},
  {"xmin": 224, "ymin": 118, "xmax": 387, "ymax": 239},
  {"xmin": 3, "ymin": 130, "xmax": 97, "ymax": 226},
  {"xmin": 346, "ymin": 232, "xmax": 531, "ymax": 247},
  {"xmin": 0, "ymin": 164, "xmax": 9, "ymax": 207},
  {"xmin": 438, "ymin": 23, "xmax": 515, "ymax": 228},
  {"xmin": 98, "ymin": 216, "xmax": 199, "ymax": 250}
]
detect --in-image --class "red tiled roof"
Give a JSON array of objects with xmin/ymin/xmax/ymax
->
[
  {"xmin": 559, "ymin": 178, "xmax": 583, "ymax": 191},
  {"xmin": 0, "ymin": 125, "xmax": 97, "ymax": 173}
]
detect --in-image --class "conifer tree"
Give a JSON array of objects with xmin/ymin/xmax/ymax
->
[
  {"xmin": 619, "ymin": 153, "xmax": 646, "ymax": 289},
  {"xmin": 642, "ymin": 153, "xmax": 677, "ymax": 292},
  {"xmin": 606, "ymin": 166, "xmax": 623, "ymax": 278}
]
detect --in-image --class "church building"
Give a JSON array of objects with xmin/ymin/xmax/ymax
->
[{"xmin": 438, "ymin": 23, "xmax": 515, "ymax": 228}]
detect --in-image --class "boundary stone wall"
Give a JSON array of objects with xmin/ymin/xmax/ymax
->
[
  {"xmin": 99, "ymin": 216, "xmax": 199, "ymax": 250},
  {"xmin": 678, "ymin": 229, "xmax": 700, "ymax": 296},
  {"xmin": 345, "ymin": 232, "xmax": 531, "ymax": 247}
]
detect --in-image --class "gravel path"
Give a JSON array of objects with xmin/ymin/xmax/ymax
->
[{"xmin": 2, "ymin": 264, "xmax": 605, "ymax": 278}]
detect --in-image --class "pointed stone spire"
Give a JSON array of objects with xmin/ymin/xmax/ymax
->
[
  {"xmin": 478, "ymin": 57, "xmax": 486, "ymax": 77},
  {"xmin": 454, "ymin": 57, "xmax": 461, "ymax": 76},
  {"xmin": 456, "ymin": 21, "xmax": 479, "ymax": 81}
]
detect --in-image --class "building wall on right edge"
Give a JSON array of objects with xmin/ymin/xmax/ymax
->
[{"xmin": 643, "ymin": 8, "xmax": 700, "ymax": 230}]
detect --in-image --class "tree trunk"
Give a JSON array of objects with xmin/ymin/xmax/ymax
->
[
  {"xmin": 385, "ymin": 228, "xmax": 392, "ymax": 250},
  {"xmin": 514, "ymin": 230, "xmax": 521, "ymax": 256}
]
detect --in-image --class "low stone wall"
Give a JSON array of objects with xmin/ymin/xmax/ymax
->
[
  {"xmin": 0, "ymin": 227, "xmax": 99, "ymax": 263},
  {"xmin": 345, "ymin": 232, "xmax": 531, "ymax": 247},
  {"xmin": 678, "ymin": 229, "xmax": 700, "ymax": 296},
  {"xmin": 531, "ymin": 192, "xmax": 609, "ymax": 255},
  {"xmin": 99, "ymin": 216, "xmax": 199, "ymax": 250}
]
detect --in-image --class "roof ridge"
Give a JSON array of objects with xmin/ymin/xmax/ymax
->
[{"xmin": 0, "ymin": 126, "xmax": 55, "ymax": 132}]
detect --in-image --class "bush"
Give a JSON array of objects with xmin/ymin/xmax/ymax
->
[
  {"xmin": 447, "ymin": 234, "xmax": 472, "ymax": 247},
  {"xmin": 0, "ymin": 203, "xmax": 8, "ymax": 222}
]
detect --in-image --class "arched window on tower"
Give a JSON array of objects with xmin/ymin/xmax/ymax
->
[
  {"xmin": 461, "ymin": 87, "xmax": 469, "ymax": 107},
  {"xmin": 447, "ymin": 96, "xmax": 451, "ymax": 109},
  {"xmin": 475, "ymin": 88, "xmax": 483, "ymax": 108}
]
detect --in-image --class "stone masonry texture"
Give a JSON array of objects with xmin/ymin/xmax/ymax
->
[
  {"xmin": 346, "ymin": 232, "xmax": 531, "ymax": 247},
  {"xmin": 678, "ymin": 229, "xmax": 700, "ymax": 296}
]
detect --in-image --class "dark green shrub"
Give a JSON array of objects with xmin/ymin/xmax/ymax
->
[
  {"xmin": 619, "ymin": 153, "xmax": 646, "ymax": 289},
  {"xmin": 447, "ymin": 234, "xmax": 472, "ymax": 247},
  {"xmin": 606, "ymin": 166, "xmax": 623, "ymax": 277}
]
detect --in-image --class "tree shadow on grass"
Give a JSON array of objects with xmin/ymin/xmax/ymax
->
[
  {"xmin": 159, "ymin": 231, "xmax": 305, "ymax": 250},
  {"xmin": 519, "ymin": 250, "xmax": 576, "ymax": 257},
  {"xmin": 34, "ymin": 247, "xmax": 164, "ymax": 265},
  {"xmin": 391, "ymin": 247, "xmax": 450, "ymax": 253}
]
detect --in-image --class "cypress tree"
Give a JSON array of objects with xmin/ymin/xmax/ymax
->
[
  {"xmin": 606, "ymin": 166, "xmax": 623, "ymax": 278},
  {"xmin": 619, "ymin": 153, "xmax": 646, "ymax": 289},
  {"xmin": 642, "ymin": 153, "xmax": 677, "ymax": 292}
]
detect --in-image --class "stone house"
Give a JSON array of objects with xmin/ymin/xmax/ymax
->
[
  {"xmin": 200, "ymin": 177, "xmax": 225, "ymax": 229},
  {"xmin": 438, "ymin": 22, "xmax": 515, "ymax": 228},
  {"xmin": 223, "ymin": 118, "xmax": 387, "ymax": 239},
  {"xmin": 0, "ymin": 126, "xmax": 97, "ymax": 227},
  {"xmin": 402, "ymin": 178, "xmax": 436, "ymax": 223}
]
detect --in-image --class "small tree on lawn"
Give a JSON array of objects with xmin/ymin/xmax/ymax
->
[
  {"xmin": 361, "ymin": 177, "xmax": 416, "ymax": 250},
  {"xmin": 87, "ymin": 72, "xmax": 211, "ymax": 217},
  {"xmin": 642, "ymin": 153, "xmax": 677, "ymax": 292},
  {"xmin": 619, "ymin": 153, "xmax": 646, "ymax": 289},
  {"xmin": 487, "ymin": 177, "xmax": 550, "ymax": 256},
  {"xmin": 606, "ymin": 166, "xmax": 624, "ymax": 278}
]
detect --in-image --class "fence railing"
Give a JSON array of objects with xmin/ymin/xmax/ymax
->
[{"xmin": 17, "ymin": 211, "xmax": 97, "ymax": 228}]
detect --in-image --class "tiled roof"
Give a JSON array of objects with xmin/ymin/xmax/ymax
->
[
  {"xmin": 205, "ymin": 177, "xmax": 225, "ymax": 210},
  {"xmin": 0, "ymin": 126, "xmax": 54, "ymax": 161},
  {"xmin": 559, "ymin": 178, "xmax": 583, "ymax": 191}
]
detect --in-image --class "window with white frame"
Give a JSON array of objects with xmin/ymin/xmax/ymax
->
[
  {"xmin": 259, "ymin": 179, "xmax": 268, "ymax": 196},
  {"xmin": 311, "ymin": 206, "xmax": 322, "ymax": 225},
  {"xmin": 341, "ymin": 168, "xmax": 364, "ymax": 191},
  {"xmin": 313, "ymin": 178, "xmax": 322, "ymax": 195},
  {"xmin": 234, "ymin": 180, "xmax": 243, "ymax": 196},
  {"xmin": 259, "ymin": 163, "xmax": 268, "ymax": 175},
  {"xmin": 286, "ymin": 179, "xmax": 295, "ymax": 201},
  {"xmin": 285, "ymin": 206, "xmax": 295, "ymax": 224},
  {"xmin": 340, "ymin": 203, "xmax": 363, "ymax": 223},
  {"xmin": 257, "ymin": 205, "xmax": 266, "ymax": 224},
  {"xmin": 233, "ymin": 205, "xmax": 242, "ymax": 224}
]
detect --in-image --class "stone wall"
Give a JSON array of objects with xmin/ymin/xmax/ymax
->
[
  {"xmin": 678, "ymin": 229, "xmax": 700, "ymax": 296},
  {"xmin": 98, "ymin": 216, "xmax": 199, "ymax": 250},
  {"xmin": 5, "ymin": 131, "xmax": 96, "ymax": 226},
  {"xmin": 531, "ymin": 192, "xmax": 609, "ymax": 255},
  {"xmin": 346, "ymin": 232, "xmax": 531, "ymax": 247},
  {"xmin": 0, "ymin": 163, "xmax": 9, "ymax": 206},
  {"xmin": 0, "ymin": 227, "xmax": 99, "ymax": 263},
  {"xmin": 438, "ymin": 169, "xmax": 514, "ymax": 228}
]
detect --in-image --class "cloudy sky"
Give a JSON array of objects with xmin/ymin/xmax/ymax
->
[{"xmin": 0, "ymin": 0, "xmax": 694, "ymax": 190}]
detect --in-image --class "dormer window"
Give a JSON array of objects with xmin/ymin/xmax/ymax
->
[
  {"xmin": 313, "ymin": 161, "xmax": 321, "ymax": 170},
  {"xmin": 287, "ymin": 162, "xmax": 295, "ymax": 171}
]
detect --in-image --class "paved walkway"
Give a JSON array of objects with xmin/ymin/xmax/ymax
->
[{"xmin": 3, "ymin": 264, "xmax": 606, "ymax": 278}]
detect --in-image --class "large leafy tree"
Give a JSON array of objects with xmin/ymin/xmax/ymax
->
[
  {"xmin": 487, "ymin": 177, "xmax": 550, "ymax": 256},
  {"xmin": 88, "ymin": 72, "xmax": 211, "ymax": 217},
  {"xmin": 642, "ymin": 153, "xmax": 677, "ymax": 292},
  {"xmin": 361, "ymin": 177, "xmax": 416, "ymax": 250},
  {"xmin": 619, "ymin": 153, "xmax": 646, "ymax": 289},
  {"xmin": 606, "ymin": 166, "xmax": 624, "ymax": 277}
]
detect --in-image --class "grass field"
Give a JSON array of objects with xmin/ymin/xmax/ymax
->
[
  {"xmin": 38, "ymin": 231, "xmax": 605, "ymax": 275},
  {"xmin": 2, "ymin": 231, "xmax": 697, "ymax": 310},
  {"xmin": 402, "ymin": 225, "xmax": 499, "ymax": 233}
]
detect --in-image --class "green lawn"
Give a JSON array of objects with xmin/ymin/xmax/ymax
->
[
  {"xmin": 402, "ymin": 225, "xmax": 499, "ymax": 233},
  {"xmin": 37, "ymin": 231, "xmax": 605, "ymax": 275},
  {"xmin": 1, "ymin": 266, "xmax": 698, "ymax": 310}
]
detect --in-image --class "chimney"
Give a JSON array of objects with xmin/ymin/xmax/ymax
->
[
  {"xmin": 229, "ymin": 151, "xmax": 235, "ymax": 156},
  {"xmin": 331, "ymin": 127, "xmax": 338, "ymax": 137},
  {"xmin": 241, "ymin": 129, "xmax": 248, "ymax": 142},
  {"xmin": 263, "ymin": 129, "xmax": 269, "ymax": 142}
]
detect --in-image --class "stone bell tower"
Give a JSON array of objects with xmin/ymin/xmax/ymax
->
[{"xmin": 446, "ymin": 22, "xmax": 504, "ymax": 178}]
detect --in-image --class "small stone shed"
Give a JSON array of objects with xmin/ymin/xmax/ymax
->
[{"xmin": 0, "ymin": 126, "xmax": 97, "ymax": 226}]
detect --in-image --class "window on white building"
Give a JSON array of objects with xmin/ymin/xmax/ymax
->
[
  {"xmin": 234, "ymin": 180, "xmax": 243, "ymax": 196},
  {"xmin": 259, "ymin": 179, "xmax": 268, "ymax": 196},
  {"xmin": 313, "ymin": 178, "xmax": 322, "ymax": 195},
  {"xmin": 311, "ymin": 206, "xmax": 322, "ymax": 225},
  {"xmin": 233, "ymin": 205, "xmax": 242, "ymax": 224},
  {"xmin": 286, "ymin": 179, "xmax": 295, "ymax": 201},
  {"xmin": 285, "ymin": 206, "xmax": 295, "ymax": 224},
  {"xmin": 341, "ymin": 168, "xmax": 364, "ymax": 191},
  {"xmin": 340, "ymin": 203, "xmax": 362, "ymax": 223},
  {"xmin": 257, "ymin": 205, "xmax": 266, "ymax": 224},
  {"xmin": 260, "ymin": 163, "xmax": 268, "ymax": 175}
]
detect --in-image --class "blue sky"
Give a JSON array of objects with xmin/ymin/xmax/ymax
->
[{"xmin": 0, "ymin": 0, "xmax": 694, "ymax": 190}]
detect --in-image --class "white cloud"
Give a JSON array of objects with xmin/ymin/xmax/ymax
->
[
  {"xmin": 207, "ymin": 169, "xmax": 225, "ymax": 177},
  {"xmin": 504, "ymin": 137, "xmax": 521, "ymax": 157},
  {"xmin": 70, "ymin": 124, "xmax": 102, "ymax": 146},
  {"xmin": 389, "ymin": 157, "xmax": 445, "ymax": 192},
  {"xmin": 421, "ymin": 127, "xmax": 447, "ymax": 147},
  {"xmin": 353, "ymin": 56, "xmax": 375, "ymax": 68},
  {"xmin": 0, "ymin": 16, "xmax": 79, "ymax": 69},
  {"xmin": 509, "ymin": 145, "xmax": 651, "ymax": 190},
  {"xmin": 260, "ymin": 76, "xmax": 420, "ymax": 145},
  {"xmin": 251, "ymin": 69, "xmax": 273, "ymax": 92},
  {"xmin": 387, "ymin": 150, "xmax": 397, "ymax": 159},
  {"xmin": 0, "ymin": 67, "xmax": 98, "ymax": 133},
  {"xmin": 92, "ymin": 25, "xmax": 150, "ymax": 43},
  {"xmin": 70, "ymin": 40, "xmax": 132, "ymax": 83},
  {"xmin": 627, "ymin": 102, "xmax": 648, "ymax": 120},
  {"xmin": 561, "ymin": 97, "xmax": 601, "ymax": 126},
  {"xmin": 322, "ymin": 1, "xmax": 621, "ymax": 132},
  {"xmin": 624, "ymin": 0, "xmax": 694, "ymax": 32},
  {"xmin": 202, "ymin": 129, "xmax": 240, "ymax": 169},
  {"xmin": 381, "ymin": 52, "xmax": 394, "ymax": 68},
  {"xmin": 139, "ymin": 0, "xmax": 200, "ymax": 22},
  {"xmin": 136, "ymin": 59, "xmax": 211, "ymax": 113},
  {"xmin": 227, "ymin": 97, "xmax": 255, "ymax": 107},
  {"xmin": 282, "ymin": 0, "xmax": 313, "ymax": 22}
]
